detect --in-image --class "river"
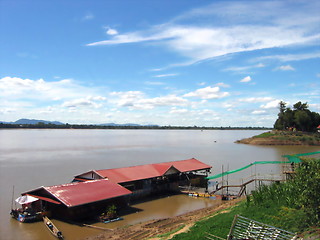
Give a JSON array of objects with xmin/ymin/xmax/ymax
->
[{"xmin": 0, "ymin": 129, "xmax": 318, "ymax": 240}]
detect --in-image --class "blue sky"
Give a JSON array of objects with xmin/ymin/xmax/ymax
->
[{"xmin": 1, "ymin": 0, "xmax": 319, "ymax": 127}]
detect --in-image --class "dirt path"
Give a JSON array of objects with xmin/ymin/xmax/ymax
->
[{"xmin": 84, "ymin": 198, "xmax": 243, "ymax": 240}]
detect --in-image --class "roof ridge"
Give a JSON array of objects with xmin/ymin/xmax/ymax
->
[{"xmin": 96, "ymin": 158, "xmax": 198, "ymax": 172}]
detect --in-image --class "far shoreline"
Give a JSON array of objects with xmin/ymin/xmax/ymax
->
[
  {"xmin": 0, "ymin": 123, "xmax": 272, "ymax": 130},
  {"xmin": 236, "ymin": 130, "xmax": 320, "ymax": 146}
]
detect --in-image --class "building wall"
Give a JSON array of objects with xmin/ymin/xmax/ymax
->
[{"xmin": 46, "ymin": 197, "xmax": 129, "ymax": 221}]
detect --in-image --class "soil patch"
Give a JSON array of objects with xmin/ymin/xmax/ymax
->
[{"xmin": 84, "ymin": 198, "xmax": 244, "ymax": 240}]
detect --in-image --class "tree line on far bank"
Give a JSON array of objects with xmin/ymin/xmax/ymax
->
[
  {"xmin": 274, "ymin": 101, "xmax": 320, "ymax": 132},
  {"xmin": 0, "ymin": 122, "xmax": 270, "ymax": 130}
]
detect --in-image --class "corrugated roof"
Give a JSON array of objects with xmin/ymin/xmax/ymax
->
[
  {"xmin": 96, "ymin": 164, "xmax": 172, "ymax": 183},
  {"xmin": 39, "ymin": 179, "xmax": 131, "ymax": 207},
  {"xmin": 96, "ymin": 158, "xmax": 211, "ymax": 184},
  {"xmin": 160, "ymin": 158, "xmax": 211, "ymax": 172}
]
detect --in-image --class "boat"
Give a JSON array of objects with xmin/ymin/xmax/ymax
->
[
  {"xmin": 103, "ymin": 217, "xmax": 123, "ymax": 223},
  {"xmin": 10, "ymin": 209, "xmax": 43, "ymax": 223},
  {"xmin": 43, "ymin": 216, "xmax": 64, "ymax": 239},
  {"xmin": 10, "ymin": 195, "xmax": 43, "ymax": 223}
]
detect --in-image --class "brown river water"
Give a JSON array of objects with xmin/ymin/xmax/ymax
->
[{"xmin": 0, "ymin": 129, "xmax": 319, "ymax": 240}]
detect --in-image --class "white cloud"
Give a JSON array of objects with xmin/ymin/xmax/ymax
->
[
  {"xmin": 239, "ymin": 97, "xmax": 273, "ymax": 103},
  {"xmin": 110, "ymin": 90, "xmax": 144, "ymax": 99},
  {"xmin": 260, "ymin": 100, "xmax": 280, "ymax": 109},
  {"xmin": 215, "ymin": 82, "xmax": 230, "ymax": 88},
  {"xmin": 0, "ymin": 108, "xmax": 15, "ymax": 114},
  {"xmin": 62, "ymin": 99, "xmax": 98, "ymax": 109},
  {"xmin": 83, "ymin": 12, "xmax": 94, "ymax": 21},
  {"xmin": 0, "ymin": 76, "xmax": 110, "ymax": 121},
  {"xmin": 0, "ymin": 77, "xmax": 105, "ymax": 102},
  {"xmin": 184, "ymin": 86, "xmax": 229, "ymax": 99},
  {"xmin": 153, "ymin": 73, "xmax": 178, "ymax": 78},
  {"xmin": 145, "ymin": 81, "xmax": 165, "ymax": 86},
  {"xmin": 138, "ymin": 95, "xmax": 188, "ymax": 108},
  {"xmin": 276, "ymin": 65, "xmax": 295, "ymax": 71},
  {"xmin": 87, "ymin": 1, "xmax": 320, "ymax": 65},
  {"xmin": 62, "ymin": 96, "xmax": 106, "ymax": 109},
  {"xmin": 106, "ymin": 28, "xmax": 118, "ymax": 36},
  {"xmin": 224, "ymin": 63, "xmax": 265, "ymax": 73},
  {"xmin": 240, "ymin": 76, "xmax": 251, "ymax": 83},
  {"xmin": 252, "ymin": 110, "xmax": 267, "ymax": 115},
  {"xmin": 256, "ymin": 52, "xmax": 320, "ymax": 62},
  {"xmin": 169, "ymin": 108, "xmax": 189, "ymax": 114},
  {"xmin": 109, "ymin": 91, "xmax": 188, "ymax": 109}
]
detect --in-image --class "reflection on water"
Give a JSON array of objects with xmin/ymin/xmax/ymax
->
[{"xmin": 1, "ymin": 129, "xmax": 319, "ymax": 240}]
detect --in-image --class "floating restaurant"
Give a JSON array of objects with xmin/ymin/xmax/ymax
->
[{"xmin": 12, "ymin": 158, "xmax": 212, "ymax": 222}]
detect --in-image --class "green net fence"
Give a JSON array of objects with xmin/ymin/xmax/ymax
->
[{"xmin": 206, "ymin": 151, "xmax": 320, "ymax": 180}]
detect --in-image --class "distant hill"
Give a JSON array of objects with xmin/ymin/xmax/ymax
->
[
  {"xmin": 99, "ymin": 123, "xmax": 158, "ymax": 127},
  {"xmin": 0, "ymin": 118, "xmax": 64, "ymax": 125},
  {"xmin": 0, "ymin": 119, "xmax": 158, "ymax": 127}
]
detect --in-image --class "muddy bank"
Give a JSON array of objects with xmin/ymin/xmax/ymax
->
[
  {"xmin": 236, "ymin": 131, "xmax": 320, "ymax": 146},
  {"xmin": 84, "ymin": 198, "xmax": 244, "ymax": 240}
]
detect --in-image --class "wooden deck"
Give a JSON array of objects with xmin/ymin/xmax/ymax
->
[{"xmin": 210, "ymin": 177, "xmax": 284, "ymax": 197}]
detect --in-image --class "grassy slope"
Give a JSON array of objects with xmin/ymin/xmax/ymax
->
[
  {"xmin": 172, "ymin": 200, "xmax": 285, "ymax": 240},
  {"xmin": 237, "ymin": 130, "xmax": 320, "ymax": 145},
  {"xmin": 172, "ymin": 158, "xmax": 320, "ymax": 240}
]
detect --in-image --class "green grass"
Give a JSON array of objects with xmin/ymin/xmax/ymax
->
[
  {"xmin": 172, "ymin": 158, "xmax": 320, "ymax": 240},
  {"xmin": 253, "ymin": 131, "xmax": 276, "ymax": 138},
  {"xmin": 253, "ymin": 130, "xmax": 320, "ymax": 145},
  {"xmin": 171, "ymin": 200, "xmax": 286, "ymax": 240}
]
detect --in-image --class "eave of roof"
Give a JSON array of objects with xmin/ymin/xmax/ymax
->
[{"xmin": 26, "ymin": 194, "xmax": 61, "ymax": 204}]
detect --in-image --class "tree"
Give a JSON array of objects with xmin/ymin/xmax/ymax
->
[
  {"xmin": 274, "ymin": 101, "xmax": 320, "ymax": 132},
  {"xmin": 274, "ymin": 101, "xmax": 287, "ymax": 130},
  {"xmin": 293, "ymin": 101, "xmax": 308, "ymax": 111},
  {"xmin": 294, "ymin": 110, "xmax": 311, "ymax": 132}
]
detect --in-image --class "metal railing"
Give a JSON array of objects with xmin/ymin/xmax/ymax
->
[{"xmin": 227, "ymin": 215, "xmax": 298, "ymax": 240}]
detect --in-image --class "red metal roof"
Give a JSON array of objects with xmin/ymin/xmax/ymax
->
[
  {"xmin": 96, "ymin": 164, "xmax": 172, "ymax": 183},
  {"xmin": 96, "ymin": 158, "xmax": 211, "ymax": 184},
  {"xmin": 159, "ymin": 158, "xmax": 212, "ymax": 172},
  {"xmin": 41, "ymin": 179, "xmax": 131, "ymax": 207}
]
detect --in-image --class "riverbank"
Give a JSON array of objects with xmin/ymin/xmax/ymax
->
[
  {"xmin": 84, "ymin": 198, "xmax": 244, "ymax": 240},
  {"xmin": 236, "ymin": 130, "xmax": 320, "ymax": 146}
]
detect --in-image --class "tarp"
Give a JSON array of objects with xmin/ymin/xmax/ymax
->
[
  {"xmin": 282, "ymin": 151, "xmax": 320, "ymax": 163},
  {"xmin": 206, "ymin": 161, "xmax": 290, "ymax": 180},
  {"xmin": 207, "ymin": 151, "xmax": 320, "ymax": 180},
  {"xmin": 15, "ymin": 195, "xmax": 39, "ymax": 204}
]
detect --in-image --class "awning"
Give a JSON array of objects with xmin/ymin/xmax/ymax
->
[
  {"xmin": 26, "ymin": 194, "xmax": 61, "ymax": 205},
  {"xmin": 15, "ymin": 195, "xmax": 39, "ymax": 204}
]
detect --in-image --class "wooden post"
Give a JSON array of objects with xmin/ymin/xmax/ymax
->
[
  {"xmin": 227, "ymin": 214, "xmax": 238, "ymax": 240},
  {"xmin": 11, "ymin": 186, "xmax": 15, "ymax": 209}
]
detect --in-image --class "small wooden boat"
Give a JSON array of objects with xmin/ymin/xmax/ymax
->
[
  {"xmin": 43, "ymin": 216, "xmax": 64, "ymax": 239},
  {"xmin": 103, "ymin": 217, "xmax": 123, "ymax": 224}
]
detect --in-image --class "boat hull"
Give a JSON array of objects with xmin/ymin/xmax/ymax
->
[
  {"xmin": 10, "ymin": 209, "xmax": 42, "ymax": 223},
  {"xmin": 43, "ymin": 216, "xmax": 64, "ymax": 239}
]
